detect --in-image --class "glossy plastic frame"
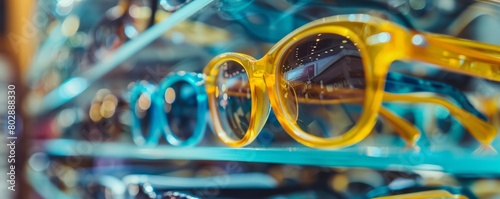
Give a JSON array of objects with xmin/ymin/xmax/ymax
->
[
  {"xmin": 157, "ymin": 72, "xmax": 208, "ymax": 146},
  {"xmin": 129, "ymin": 72, "xmax": 208, "ymax": 146},
  {"xmin": 204, "ymin": 14, "xmax": 500, "ymax": 148}
]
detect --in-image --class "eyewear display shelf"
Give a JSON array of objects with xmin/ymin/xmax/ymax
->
[
  {"xmin": 34, "ymin": 138, "xmax": 500, "ymax": 176},
  {"xmin": 27, "ymin": 138, "xmax": 500, "ymax": 199}
]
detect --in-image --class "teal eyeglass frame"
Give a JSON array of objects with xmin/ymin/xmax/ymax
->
[{"xmin": 129, "ymin": 72, "xmax": 208, "ymax": 147}]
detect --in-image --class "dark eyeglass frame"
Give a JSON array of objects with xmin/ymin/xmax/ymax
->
[{"xmin": 88, "ymin": 0, "xmax": 192, "ymax": 62}]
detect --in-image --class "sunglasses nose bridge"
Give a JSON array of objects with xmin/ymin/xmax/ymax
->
[{"xmin": 249, "ymin": 58, "xmax": 266, "ymax": 77}]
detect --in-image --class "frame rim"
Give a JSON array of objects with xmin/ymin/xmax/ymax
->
[
  {"xmin": 263, "ymin": 24, "xmax": 383, "ymax": 148},
  {"xmin": 157, "ymin": 72, "xmax": 208, "ymax": 147},
  {"xmin": 129, "ymin": 82, "xmax": 159, "ymax": 146}
]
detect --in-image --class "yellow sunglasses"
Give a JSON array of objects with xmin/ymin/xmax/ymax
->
[{"xmin": 203, "ymin": 14, "xmax": 500, "ymax": 148}]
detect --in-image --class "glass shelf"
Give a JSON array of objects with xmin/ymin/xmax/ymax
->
[
  {"xmin": 28, "ymin": 0, "xmax": 214, "ymax": 116},
  {"xmin": 35, "ymin": 139, "xmax": 500, "ymax": 175}
]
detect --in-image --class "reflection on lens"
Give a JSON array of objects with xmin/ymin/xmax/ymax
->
[
  {"xmin": 134, "ymin": 92, "xmax": 153, "ymax": 138},
  {"xmin": 216, "ymin": 61, "xmax": 252, "ymax": 140},
  {"xmin": 279, "ymin": 33, "xmax": 365, "ymax": 138},
  {"xmin": 164, "ymin": 82, "xmax": 197, "ymax": 141}
]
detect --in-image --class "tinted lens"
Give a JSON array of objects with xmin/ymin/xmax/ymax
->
[
  {"xmin": 215, "ymin": 61, "xmax": 252, "ymax": 140},
  {"xmin": 279, "ymin": 33, "xmax": 365, "ymax": 138},
  {"xmin": 164, "ymin": 81, "xmax": 197, "ymax": 141},
  {"xmin": 134, "ymin": 92, "xmax": 153, "ymax": 138}
]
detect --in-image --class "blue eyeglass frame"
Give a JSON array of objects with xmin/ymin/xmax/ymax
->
[
  {"xmin": 129, "ymin": 72, "xmax": 208, "ymax": 147},
  {"xmin": 129, "ymin": 82, "xmax": 159, "ymax": 146},
  {"xmin": 157, "ymin": 72, "xmax": 208, "ymax": 146}
]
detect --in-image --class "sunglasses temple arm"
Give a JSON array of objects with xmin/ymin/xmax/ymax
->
[
  {"xmin": 410, "ymin": 32, "xmax": 500, "ymax": 82},
  {"xmin": 292, "ymin": 90, "xmax": 497, "ymax": 145},
  {"xmin": 383, "ymin": 93, "xmax": 497, "ymax": 145},
  {"xmin": 378, "ymin": 107, "xmax": 421, "ymax": 146},
  {"xmin": 288, "ymin": 90, "xmax": 495, "ymax": 144},
  {"xmin": 385, "ymin": 72, "xmax": 487, "ymax": 120},
  {"xmin": 226, "ymin": 91, "xmax": 420, "ymax": 145}
]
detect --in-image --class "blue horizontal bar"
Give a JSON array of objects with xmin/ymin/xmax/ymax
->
[{"xmin": 36, "ymin": 139, "xmax": 500, "ymax": 175}]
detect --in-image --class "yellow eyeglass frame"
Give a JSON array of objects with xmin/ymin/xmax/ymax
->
[{"xmin": 204, "ymin": 14, "xmax": 500, "ymax": 148}]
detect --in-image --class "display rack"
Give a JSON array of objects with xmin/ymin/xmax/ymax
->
[
  {"xmin": 33, "ymin": 139, "xmax": 500, "ymax": 175},
  {"xmin": 28, "ymin": 0, "xmax": 214, "ymax": 116}
]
